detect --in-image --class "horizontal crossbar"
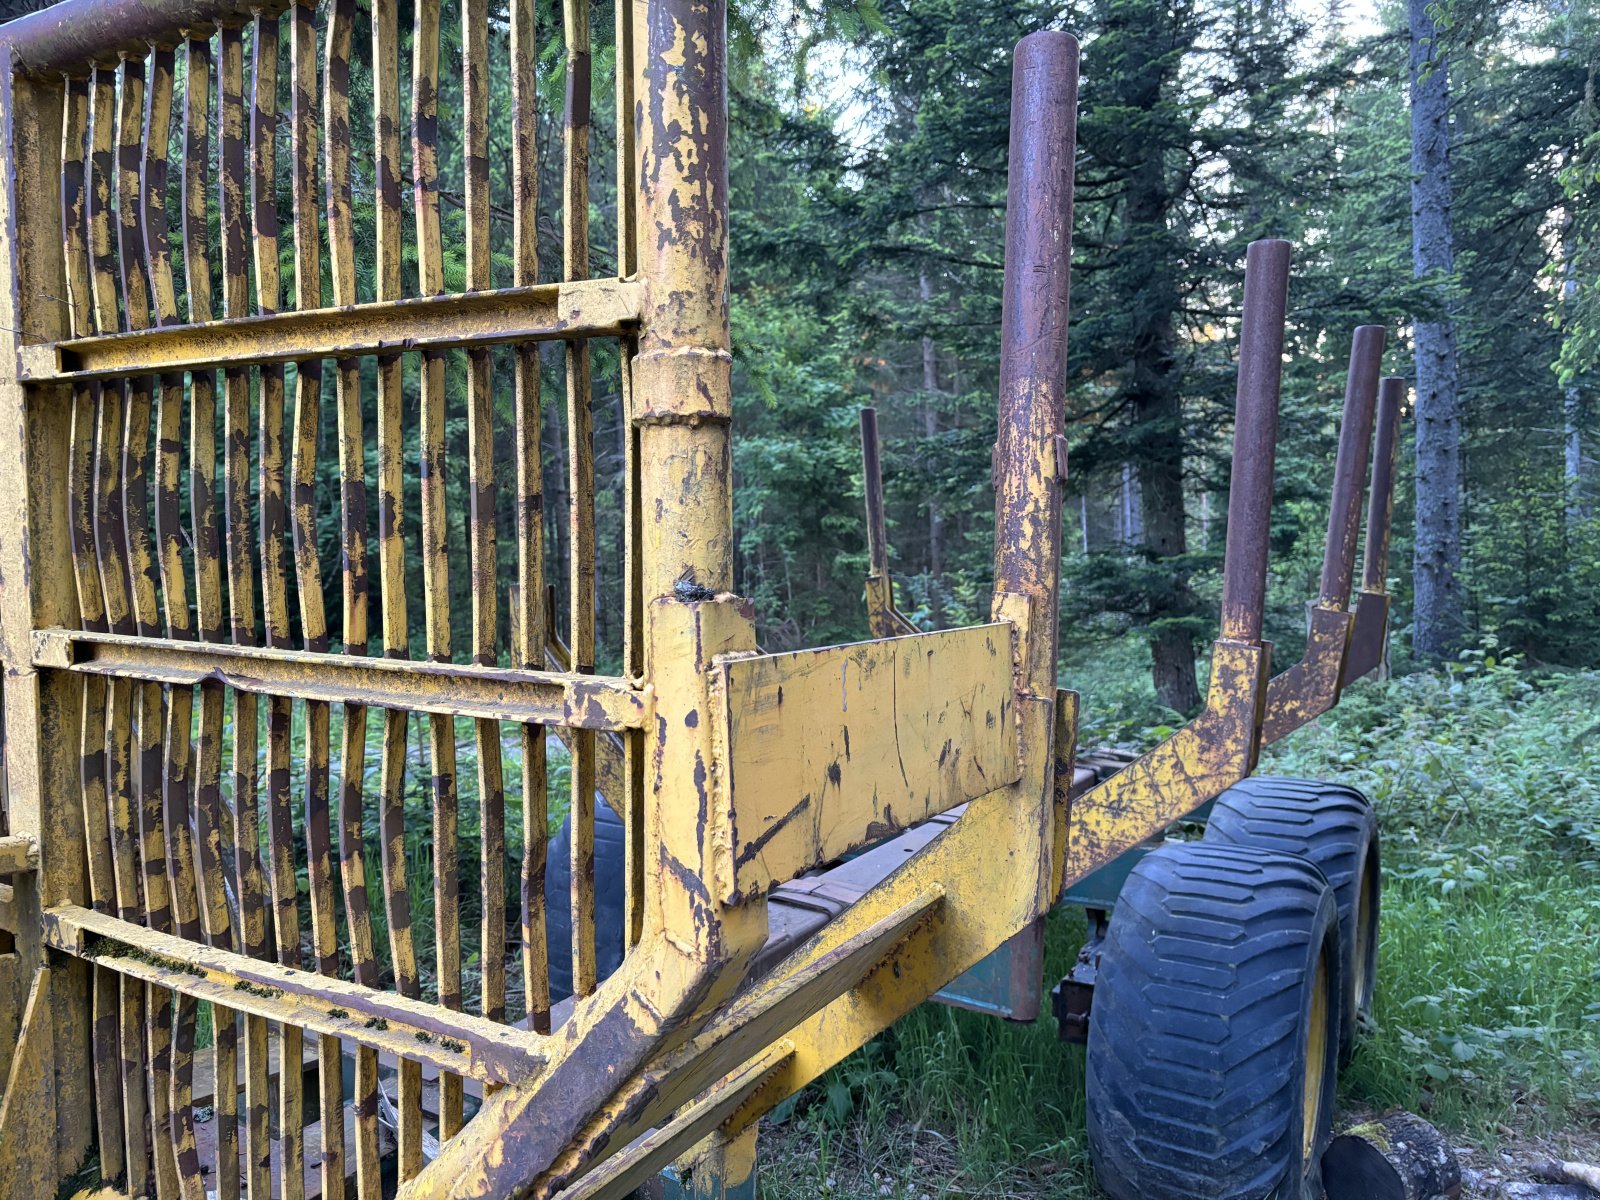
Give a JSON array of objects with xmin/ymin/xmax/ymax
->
[
  {"xmin": 0, "ymin": 0, "xmax": 292, "ymax": 77},
  {"xmin": 18, "ymin": 278, "xmax": 641, "ymax": 383},
  {"xmin": 0, "ymin": 835, "xmax": 38, "ymax": 875},
  {"xmin": 32, "ymin": 629, "xmax": 651, "ymax": 730},
  {"xmin": 43, "ymin": 905, "xmax": 548, "ymax": 1085}
]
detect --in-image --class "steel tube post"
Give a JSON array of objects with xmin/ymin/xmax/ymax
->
[
  {"xmin": 860, "ymin": 407, "xmax": 890, "ymax": 578},
  {"xmin": 992, "ymin": 29, "xmax": 1078, "ymax": 696},
  {"xmin": 632, "ymin": 0, "xmax": 763, "ymax": 972},
  {"xmin": 635, "ymin": 0, "xmax": 734, "ymax": 606},
  {"xmin": 1318, "ymin": 325, "xmax": 1385, "ymax": 608},
  {"xmin": 1219, "ymin": 239, "xmax": 1291, "ymax": 645},
  {"xmin": 1363, "ymin": 377, "xmax": 1405, "ymax": 592}
]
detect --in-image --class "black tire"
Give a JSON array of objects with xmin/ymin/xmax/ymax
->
[
  {"xmin": 545, "ymin": 794, "xmax": 628, "ymax": 1001},
  {"xmin": 1203, "ymin": 776, "xmax": 1380, "ymax": 1065},
  {"xmin": 1087, "ymin": 842, "xmax": 1340, "ymax": 1200}
]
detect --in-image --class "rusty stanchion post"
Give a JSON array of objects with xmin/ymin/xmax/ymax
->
[
  {"xmin": 861, "ymin": 407, "xmax": 890, "ymax": 580},
  {"xmin": 992, "ymin": 28, "xmax": 1078, "ymax": 695},
  {"xmin": 1219, "ymin": 239, "xmax": 1291, "ymax": 646},
  {"xmin": 1364, "ymin": 377, "xmax": 1405, "ymax": 594},
  {"xmin": 1319, "ymin": 325, "xmax": 1385, "ymax": 609}
]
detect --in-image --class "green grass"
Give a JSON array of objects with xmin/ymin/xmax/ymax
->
[{"xmin": 760, "ymin": 642, "xmax": 1600, "ymax": 1198}]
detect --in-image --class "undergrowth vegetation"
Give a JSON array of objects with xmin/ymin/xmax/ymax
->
[{"xmin": 762, "ymin": 646, "xmax": 1600, "ymax": 1198}]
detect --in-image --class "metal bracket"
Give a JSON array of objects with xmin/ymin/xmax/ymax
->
[{"xmin": 1051, "ymin": 907, "xmax": 1110, "ymax": 1044}]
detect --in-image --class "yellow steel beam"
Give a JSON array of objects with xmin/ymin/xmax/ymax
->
[
  {"xmin": 555, "ymin": 1041, "xmax": 795, "ymax": 1200},
  {"xmin": 1061, "ymin": 639, "xmax": 1268, "ymax": 887},
  {"xmin": 0, "ymin": 835, "xmax": 38, "ymax": 875},
  {"xmin": 32, "ymin": 628, "xmax": 653, "ymax": 729},
  {"xmin": 1258, "ymin": 604, "xmax": 1353, "ymax": 745},
  {"xmin": 42, "ymin": 905, "xmax": 549, "ymax": 1083},
  {"xmin": 678, "ymin": 637, "xmax": 1261, "ymax": 1147},
  {"xmin": 718, "ymin": 623, "xmax": 1019, "ymax": 900},
  {"xmin": 714, "ymin": 753, "xmax": 1057, "ymax": 1137},
  {"xmin": 18, "ymin": 276, "xmax": 641, "ymax": 382},
  {"xmin": 501, "ymin": 886, "xmax": 944, "ymax": 1192}
]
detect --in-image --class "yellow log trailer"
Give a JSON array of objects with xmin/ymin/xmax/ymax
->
[{"xmin": 0, "ymin": 2, "xmax": 1402, "ymax": 1197}]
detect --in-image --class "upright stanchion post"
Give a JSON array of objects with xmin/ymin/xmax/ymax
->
[
  {"xmin": 984, "ymin": 28, "xmax": 1079, "ymax": 1019},
  {"xmin": 1258, "ymin": 322, "xmax": 1384, "ymax": 746},
  {"xmin": 1060, "ymin": 241, "xmax": 1286, "ymax": 886},
  {"xmin": 1219, "ymin": 238, "xmax": 1292, "ymax": 648},
  {"xmin": 1320, "ymin": 326, "xmax": 1386, "ymax": 609},
  {"xmin": 992, "ymin": 29, "xmax": 1078, "ymax": 695},
  {"xmin": 1341, "ymin": 375, "xmax": 1406, "ymax": 684},
  {"xmin": 1364, "ymin": 377, "xmax": 1405, "ymax": 595}
]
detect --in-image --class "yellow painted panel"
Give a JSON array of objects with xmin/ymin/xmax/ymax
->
[{"xmin": 719, "ymin": 624, "xmax": 1019, "ymax": 901}]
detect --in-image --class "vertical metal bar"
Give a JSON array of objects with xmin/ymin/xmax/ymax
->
[
  {"xmin": 323, "ymin": 0, "xmax": 380, "ymax": 1190},
  {"xmin": 861, "ymin": 408, "xmax": 890, "ymax": 578},
  {"xmin": 249, "ymin": 15, "xmax": 307, "ymax": 1199},
  {"xmin": 563, "ymin": 0, "xmax": 597, "ymax": 1000},
  {"xmin": 510, "ymin": 0, "xmax": 550, "ymax": 1035},
  {"xmin": 1318, "ymin": 326, "xmax": 1385, "ymax": 609},
  {"xmin": 371, "ymin": 0, "xmax": 422, "ymax": 1175},
  {"xmin": 219, "ymin": 24, "xmax": 272, "ymax": 1200},
  {"xmin": 411, "ymin": 0, "xmax": 463, "ymax": 1136},
  {"xmin": 1363, "ymin": 378, "xmax": 1405, "ymax": 594},
  {"xmin": 285, "ymin": 4, "xmax": 343, "ymax": 1193},
  {"xmin": 461, "ymin": 0, "xmax": 506, "ymax": 1047},
  {"xmin": 87, "ymin": 68, "xmax": 120, "ymax": 339},
  {"xmin": 61, "ymin": 71, "xmax": 124, "ymax": 1187},
  {"xmin": 90, "ymin": 60, "xmax": 151, "ymax": 1195},
  {"xmin": 991, "ymin": 32, "xmax": 1078, "ymax": 938},
  {"xmin": 144, "ymin": 44, "xmax": 207, "ymax": 1199},
  {"xmin": 615, "ymin": 0, "xmax": 645, "ymax": 954},
  {"xmin": 182, "ymin": 34, "xmax": 240, "ymax": 1200},
  {"xmin": 118, "ymin": 51, "xmax": 184, "ymax": 1200},
  {"xmin": 1218, "ymin": 239, "xmax": 1290, "ymax": 646}
]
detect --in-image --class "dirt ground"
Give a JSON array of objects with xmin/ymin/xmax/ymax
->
[{"xmin": 760, "ymin": 1105, "xmax": 1600, "ymax": 1199}]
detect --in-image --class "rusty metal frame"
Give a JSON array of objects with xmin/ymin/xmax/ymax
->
[
  {"xmin": 32, "ymin": 629, "xmax": 653, "ymax": 729},
  {"xmin": 1259, "ymin": 330, "xmax": 1404, "ymax": 746},
  {"xmin": 0, "ymin": 4, "xmax": 1398, "ymax": 1198},
  {"xmin": 19, "ymin": 279, "xmax": 642, "ymax": 382}
]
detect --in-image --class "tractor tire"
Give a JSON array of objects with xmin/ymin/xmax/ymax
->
[
  {"xmin": 545, "ymin": 794, "xmax": 628, "ymax": 1000},
  {"xmin": 1203, "ymin": 776, "xmax": 1380, "ymax": 1065},
  {"xmin": 1086, "ymin": 842, "xmax": 1340, "ymax": 1200}
]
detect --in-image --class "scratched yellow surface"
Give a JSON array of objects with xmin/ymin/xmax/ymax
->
[{"xmin": 718, "ymin": 623, "xmax": 1019, "ymax": 900}]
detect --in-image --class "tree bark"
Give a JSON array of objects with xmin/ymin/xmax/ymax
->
[
  {"xmin": 1409, "ymin": 0, "xmax": 1466, "ymax": 660},
  {"xmin": 920, "ymin": 265, "xmax": 945, "ymax": 627},
  {"xmin": 1129, "ymin": 209, "xmax": 1198, "ymax": 713},
  {"xmin": 1136, "ymin": 365, "xmax": 1198, "ymax": 713},
  {"xmin": 1323, "ymin": 1112, "xmax": 1461, "ymax": 1200}
]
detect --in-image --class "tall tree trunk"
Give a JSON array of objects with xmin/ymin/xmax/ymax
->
[
  {"xmin": 1559, "ymin": 2, "xmax": 1584, "ymax": 531},
  {"xmin": 1128, "ymin": 145, "xmax": 1199, "ymax": 713},
  {"xmin": 1564, "ymin": 236, "xmax": 1583, "ymax": 527},
  {"xmin": 1409, "ymin": 0, "xmax": 1466, "ymax": 660},
  {"xmin": 920, "ymin": 265, "xmax": 945, "ymax": 626},
  {"xmin": 1137, "ymin": 376, "xmax": 1199, "ymax": 713},
  {"xmin": 1120, "ymin": 463, "xmax": 1142, "ymax": 545}
]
